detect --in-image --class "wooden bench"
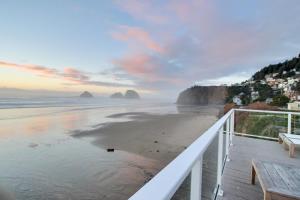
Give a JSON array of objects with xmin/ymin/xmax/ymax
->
[
  {"xmin": 251, "ymin": 160, "xmax": 300, "ymax": 200},
  {"xmin": 279, "ymin": 133, "xmax": 300, "ymax": 157}
]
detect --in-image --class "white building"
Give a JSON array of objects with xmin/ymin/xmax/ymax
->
[
  {"xmin": 266, "ymin": 77, "xmax": 274, "ymax": 82},
  {"xmin": 233, "ymin": 96, "xmax": 242, "ymax": 106},
  {"xmin": 265, "ymin": 74, "xmax": 271, "ymax": 79},
  {"xmin": 265, "ymin": 98, "xmax": 273, "ymax": 104},
  {"xmin": 251, "ymin": 91, "xmax": 259, "ymax": 101},
  {"xmin": 272, "ymin": 73, "xmax": 279, "ymax": 77},
  {"xmin": 277, "ymin": 79, "xmax": 284, "ymax": 83},
  {"xmin": 288, "ymin": 79, "xmax": 295, "ymax": 85},
  {"xmin": 260, "ymin": 80, "xmax": 266, "ymax": 84},
  {"xmin": 288, "ymin": 101, "xmax": 300, "ymax": 111}
]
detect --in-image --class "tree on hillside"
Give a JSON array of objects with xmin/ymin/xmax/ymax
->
[
  {"xmin": 271, "ymin": 95, "xmax": 290, "ymax": 107},
  {"xmin": 226, "ymin": 85, "xmax": 251, "ymax": 103},
  {"xmin": 295, "ymin": 62, "xmax": 300, "ymax": 71},
  {"xmin": 254, "ymin": 83, "xmax": 273, "ymax": 101},
  {"xmin": 283, "ymin": 71, "xmax": 296, "ymax": 78},
  {"xmin": 293, "ymin": 81, "xmax": 300, "ymax": 92},
  {"xmin": 252, "ymin": 54, "xmax": 300, "ymax": 80}
]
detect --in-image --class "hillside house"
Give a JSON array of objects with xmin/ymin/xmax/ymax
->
[
  {"xmin": 233, "ymin": 96, "xmax": 242, "ymax": 106},
  {"xmin": 251, "ymin": 91, "xmax": 259, "ymax": 101},
  {"xmin": 265, "ymin": 98, "xmax": 273, "ymax": 104},
  {"xmin": 288, "ymin": 101, "xmax": 300, "ymax": 110}
]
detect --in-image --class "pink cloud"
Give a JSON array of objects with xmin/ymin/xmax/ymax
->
[
  {"xmin": 0, "ymin": 60, "xmax": 92, "ymax": 82},
  {"xmin": 112, "ymin": 0, "xmax": 300, "ymax": 92},
  {"xmin": 113, "ymin": 53, "xmax": 183, "ymax": 85},
  {"xmin": 113, "ymin": 54, "xmax": 155, "ymax": 76},
  {"xmin": 0, "ymin": 60, "xmax": 134, "ymax": 87},
  {"xmin": 0, "ymin": 61, "xmax": 85, "ymax": 81},
  {"xmin": 112, "ymin": 25, "xmax": 164, "ymax": 53},
  {"xmin": 63, "ymin": 67, "xmax": 90, "ymax": 82},
  {"xmin": 0, "ymin": 61, "xmax": 58, "ymax": 76}
]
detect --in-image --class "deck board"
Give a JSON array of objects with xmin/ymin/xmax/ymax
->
[{"xmin": 218, "ymin": 136, "xmax": 300, "ymax": 200}]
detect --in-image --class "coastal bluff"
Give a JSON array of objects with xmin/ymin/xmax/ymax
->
[{"xmin": 176, "ymin": 86, "xmax": 227, "ymax": 105}]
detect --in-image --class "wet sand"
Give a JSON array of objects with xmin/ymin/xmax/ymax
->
[
  {"xmin": 73, "ymin": 107, "xmax": 220, "ymax": 172},
  {"xmin": 0, "ymin": 104, "xmax": 221, "ymax": 200},
  {"xmin": 72, "ymin": 107, "xmax": 221, "ymax": 199}
]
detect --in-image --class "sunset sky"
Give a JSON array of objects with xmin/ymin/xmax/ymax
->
[{"xmin": 1, "ymin": 0, "xmax": 300, "ymax": 98}]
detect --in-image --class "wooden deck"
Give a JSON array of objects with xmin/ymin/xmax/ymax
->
[{"xmin": 218, "ymin": 136, "xmax": 300, "ymax": 200}]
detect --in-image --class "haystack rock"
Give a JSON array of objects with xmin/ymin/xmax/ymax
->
[
  {"xmin": 110, "ymin": 92, "xmax": 124, "ymax": 99},
  {"xmin": 124, "ymin": 90, "xmax": 140, "ymax": 99},
  {"xmin": 80, "ymin": 91, "xmax": 93, "ymax": 98}
]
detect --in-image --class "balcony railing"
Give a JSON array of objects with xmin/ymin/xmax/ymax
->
[{"xmin": 129, "ymin": 109, "xmax": 300, "ymax": 200}]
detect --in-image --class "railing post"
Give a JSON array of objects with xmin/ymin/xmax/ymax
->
[
  {"xmin": 288, "ymin": 113, "xmax": 292, "ymax": 134},
  {"xmin": 190, "ymin": 156, "xmax": 202, "ymax": 200},
  {"xmin": 225, "ymin": 117, "xmax": 230, "ymax": 161},
  {"xmin": 217, "ymin": 127, "xmax": 224, "ymax": 189},
  {"xmin": 230, "ymin": 110, "xmax": 234, "ymax": 145}
]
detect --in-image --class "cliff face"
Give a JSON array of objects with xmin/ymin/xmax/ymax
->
[{"xmin": 176, "ymin": 86, "xmax": 227, "ymax": 105}]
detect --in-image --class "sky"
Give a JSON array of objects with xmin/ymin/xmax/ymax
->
[{"xmin": 0, "ymin": 0, "xmax": 300, "ymax": 98}]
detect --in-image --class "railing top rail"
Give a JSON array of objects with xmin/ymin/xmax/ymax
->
[
  {"xmin": 235, "ymin": 108, "xmax": 300, "ymax": 115},
  {"xmin": 129, "ymin": 109, "xmax": 234, "ymax": 200}
]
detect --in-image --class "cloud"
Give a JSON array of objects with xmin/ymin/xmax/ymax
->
[
  {"xmin": 113, "ymin": 54, "xmax": 154, "ymax": 76},
  {"xmin": 113, "ymin": 53, "xmax": 184, "ymax": 86},
  {"xmin": 0, "ymin": 60, "xmax": 135, "ymax": 87},
  {"xmin": 195, "ymin": 72, "xmax": 252, "ymax": 86},
  {"xmin": 112, "ymin": 0, "xmax": 300, "ymax": 92},
  {"xmin": 0, "ymin": 61, "xmax": 59, "ymax": 76},
  {"xmin": 63, "ymin": 67, "xmax": 89, "ymax": 82},
  {"xmin": 111, "ymin": 25, "xmax": 164, "ymax": 53}
]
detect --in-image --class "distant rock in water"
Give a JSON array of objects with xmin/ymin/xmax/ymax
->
[
  {"xmin": 177, "ymin": 86, "xmax": 227, "ymax": 105},
  {"xmin": 110, "ymin": 92, "xmax": 124, "ymax": 99},
  {"xmin": 124, "ymin": 90, "xmax": 140, "ymax": 99},
  {"xmin": 80, "ymin": 91, "xmax": 93, "ymax": 98}
]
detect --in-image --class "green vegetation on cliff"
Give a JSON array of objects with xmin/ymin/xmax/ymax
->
[
  {"xmin": 271, "ymin": 95, "xmax": 290, "ymax": 107},
  {"xmin": 236, "ymin": 113, "xmax": 285, "ymax": 138},
  {"xmin": 253, "ymin": 54, "xmax": 300, "ymax": 80}
]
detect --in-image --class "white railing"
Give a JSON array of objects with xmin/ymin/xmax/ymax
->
[{"xmin": 129, "ymin": 108, "xmax": 300, "ymax": 200}]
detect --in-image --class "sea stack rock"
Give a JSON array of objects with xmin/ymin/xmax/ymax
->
[
  {"xmin": 124, "ymin": 90, "xmax": 140, "ymax": 99},
  {"xmin": 176, "ymin": 86, "xmax": 227, "ymax": 105},
  {"xmin": 80, "ymin": 91, "xmax": 93, "ymax": 98},
  {"xmin": 110, "ymin": 92, "xmax": 124, "ymax": 99}
]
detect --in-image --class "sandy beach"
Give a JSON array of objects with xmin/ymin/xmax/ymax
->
[
  {"xmin": 73, "ymin": 107, "xmax": 220, "ymax": 163},
  {"xmin": 72, "ymin": 106, "xmax": 221, "ymax": 199}
]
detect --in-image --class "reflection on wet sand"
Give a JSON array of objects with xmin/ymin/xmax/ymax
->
[
  {"xmin": 0, "ymin": 186, "xmax": 14, "ymax": 200},
  {"xmin": 0, "ymin": 104, "xmax": 220, "ymax": 200},
  {"xmin": 61, "ymin": 112, "xmax": 86, "ymax": 130}
]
